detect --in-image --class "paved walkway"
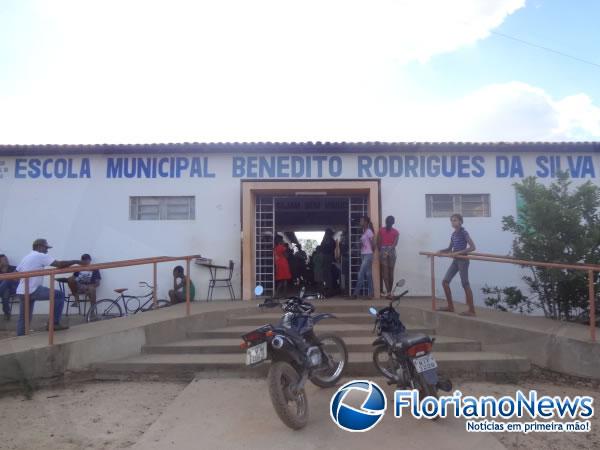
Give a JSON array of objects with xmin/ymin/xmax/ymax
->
[{"xmin": 133, "ymin": 378, "xmax": 505, "ymax": 450}]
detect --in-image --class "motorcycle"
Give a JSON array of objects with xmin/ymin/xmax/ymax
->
[
  {"xmin": 240, "ymin": 286, "xmax": 348, "ymax": 429},
  {"xmin": 369, "ymin": 280, "xmax": 452, "ymax": 400}
]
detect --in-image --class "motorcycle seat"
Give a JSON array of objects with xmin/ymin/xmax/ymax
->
[
  {"xmin": 393, "ymin": 333, "xmax": 432, "ymax": 349},
  {"xmin": 382, "ymin": 331, "xmax": 403, "ymax": 346}
]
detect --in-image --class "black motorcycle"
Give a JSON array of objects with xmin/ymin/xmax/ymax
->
[
  {"xmin": 369, "ymin": 280, "xmax": 452, "ymax": 399},
  {"xmin": 241, "ymin": 287, "xmax": 348, "ymax": 429}
]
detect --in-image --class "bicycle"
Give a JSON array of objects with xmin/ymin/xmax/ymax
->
[{"xmin": 86, "ymin": 281, "xmax": 170, "ymax": 322}]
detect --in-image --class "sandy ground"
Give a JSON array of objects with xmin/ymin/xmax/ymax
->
[
  {"xmin": 132, "ymin": 377, "xmax": 504, "ymax": 450},
  {"xmin": 459, "ymin": 380, "xmax": 600, "ymax": 450},
  {"xmin": 0, "ymin": 378, "xmax": 598, "ymax": 450},
  {"xmin": 0, "ymin": 381, "xmax": 186, "ymax": 450}
]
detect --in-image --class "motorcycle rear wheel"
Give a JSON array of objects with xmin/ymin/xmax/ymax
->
[
  {"xmin": 372, "ymin": 345, "xmax": 397, "ymax": 380},
  {"xmin": 310, "ymin": 334, "xmax": 348, "ymax": 388},
  {"xmin": 267, "ymin": 361, "xmax": 309, "ymax": 430},
  {"xmin": 415, "ymin": 372, "xmax": 438, "ymax": 399},
  {"xmin": 413, "ymin": 371, "xmax": 439, "ymax": 420}
]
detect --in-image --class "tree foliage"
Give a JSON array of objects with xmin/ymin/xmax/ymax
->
[{"xmin": 494, "ymin": 174, "xmax": 600, "ymax": 321}]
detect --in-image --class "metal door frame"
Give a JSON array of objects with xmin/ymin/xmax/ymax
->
[{"xmin": 241, "ymin": 180, "xmax": 380, "ymax": 300}]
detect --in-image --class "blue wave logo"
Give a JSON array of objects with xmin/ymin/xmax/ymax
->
[{"xmin": 330, "ymin": 380, "xmax": 387, "ymax": 432}]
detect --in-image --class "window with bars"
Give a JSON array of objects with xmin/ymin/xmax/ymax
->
[
  {"xmin": 129, "ymin": 196, "xmax": 195, "ymax": 220},
  {"xmin": 426, "ymin": 194, "xmax": 490, "ymax": 218}
]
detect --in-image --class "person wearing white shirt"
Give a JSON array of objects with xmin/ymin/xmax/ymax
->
[{"xmin": 16, "ymin": 238, "xmax": 82, "ymax": 336}]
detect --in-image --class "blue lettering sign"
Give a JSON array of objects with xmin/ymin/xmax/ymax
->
[
  {"xmin": 277, "ymin": 156, "xmax": 290, "ymax": 178},
  {"xmin": 472, "ymin": 156, "xmax": 485, "ymax": 178},
  {"xmin": 567, "ymin": 156, "xmax": 595, "ymax": 178},
  {"xmin": 313, "ymin": 156, "xmax": 326, "ymax": 177},
  {"xmin": 358, "ymin": 156, "xmax": 372, "ymax": 177},
  {"xmin": 496, "ymin": 156, "xmax": 523, "ymax": 178},
  {"xmin": 536, "ymin": 156, "xmax": 550, "ymax": 177},
  {"xmin": 15, "ymin": 159, "xmax": 27, "ymax": 178},
  {"xmin": 232, "ymin": 156, "xmax": 245, "ymax": 177},
  {"xmin": 390, "ymin": 156, "xmax": 402, "ymax": 177},
  {"xmin": 374, "ymin": 156, "xmax": 387, "ymax": 177},
  {"xmin": 329, "ymin": 156, "xmax": 342, "ymax": 177},
  {"xmin": 107, "ymin": 158, "xmax": 123, "ymax": 178},
  {"xmin": 291, "ymin": 156, "xmax": 304, "ymax": 177}
]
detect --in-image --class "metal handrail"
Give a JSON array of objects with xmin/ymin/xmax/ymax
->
[
  {"xmin": 0, "ymin": 254, "xmax": 201, "ymax": 344},
  {"xmin": 420, "ymin": 251, "xmax": 599, "ymax": 342}
]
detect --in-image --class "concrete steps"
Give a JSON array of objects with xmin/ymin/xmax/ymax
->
[
  {"xmin": 188, "ymin": 324, "xmax": 435, "ymax": 339},
  {"xmin": 142, "ymin": 335, "xmax": 482, "ymax": 355},
  {"xmin": 93, "ymin": 303, "xmax": 531, "ymax": 381},
  {"xmin": 95, "ymin": 351, "xmax": 530, "ymax": 380},
  {"xmin": 227, "ymin": 313, "xmax": 385, "ymax": 326}
]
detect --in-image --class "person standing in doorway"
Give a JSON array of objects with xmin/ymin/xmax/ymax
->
[
  {"xmin": 353, "ymin": 216, "xmax": 375, "ymax": 299},
  {"xmin": 320, "ymin": 228, "xmax": 336, "ymax": 296},
  {"xmin": 439, "ymin": 214, "xmax": 477, "ymax": 316},
  {"xmin": 273, "ymin": 235, "xmax": 292, "ymax": 298},
  {"xmin": 16, "ymin": 239, "xmax": 83, "ymax": 335},
  {"xmin": 377, "ymin": 215, "xmax": 399, "ymax": 299}
]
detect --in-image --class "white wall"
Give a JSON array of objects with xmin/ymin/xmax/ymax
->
[{"xmin": 0, "ymin": 151, "xmax": 597, "ymax": 312}]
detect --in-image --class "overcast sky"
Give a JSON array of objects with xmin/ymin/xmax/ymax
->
[{"xmin": 1, "ymin": 0, "xmax": 599, "ymax": 144}]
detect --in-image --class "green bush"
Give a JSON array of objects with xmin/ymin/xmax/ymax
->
[{"xmin": 486, "ymin": 174, "xmax": 600, "ymax": 322}]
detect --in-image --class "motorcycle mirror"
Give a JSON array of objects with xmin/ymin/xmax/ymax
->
[
  {"xmin": 254, "ymin": 285, "xmax": 264, "ymax": 296},
  {"xmin": 368, "ymin": 307, "xmax": 377, "ymax": 316},
  {"xmin": 396, "ymin": 279, "xmax": 406, "ymax": 288}
]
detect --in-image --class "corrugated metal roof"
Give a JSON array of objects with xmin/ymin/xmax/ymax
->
[{"xmin": 0, "ymin": 141, "xmax": 599, "ymax": 156}]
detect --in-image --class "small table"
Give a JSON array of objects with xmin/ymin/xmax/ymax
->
[{"xmin": 195, "ymin": 259, "xmax": 235, "ymax": 301}]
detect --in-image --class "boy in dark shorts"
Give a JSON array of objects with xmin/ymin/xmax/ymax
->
[{"xmin": 438, "ymin": 213, "xmax": 477, "ymax": 316}]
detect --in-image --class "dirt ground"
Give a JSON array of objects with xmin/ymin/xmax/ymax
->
[
  {"xmin": 0, "ymin": 378, "xmax": 598, "ymax": 450},
  {"xmin": 0, "ymin": 381, "xmax": 186, "ymax": 450}
]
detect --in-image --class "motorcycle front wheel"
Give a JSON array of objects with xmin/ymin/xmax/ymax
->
[
  {"xmin": 267, "ymin": 361, "xmax": 309, "ymax": 430},
  {"xmin": 310, "ymin": 334, "xmax": 348, "ymax": 388}
]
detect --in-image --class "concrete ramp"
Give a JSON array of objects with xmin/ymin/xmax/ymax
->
[{"xmin": 133, "ymin": 378, "xmax": 506, "ymax": 450}]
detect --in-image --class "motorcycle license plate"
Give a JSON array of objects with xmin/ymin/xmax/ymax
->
[
  {"xmin": 413, "ymin": 354, "xmax": 437, "ymax": 373},
  {"xmin": 246, "ymin": 342, "xmax": 267, "ymax": 366}
]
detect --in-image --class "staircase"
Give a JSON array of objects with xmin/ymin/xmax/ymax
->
[{"xmin": 94, "ymin": 303, "xmax": 530, "ymax": 381}]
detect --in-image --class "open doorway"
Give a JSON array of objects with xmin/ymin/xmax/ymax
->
[
  {"xmin": 241, "ymin": 180, "xmax": 381, "ymax": 300},
  {"xmin": 255, "ymin": 195, "xmax": 369, "ymax": 298}
]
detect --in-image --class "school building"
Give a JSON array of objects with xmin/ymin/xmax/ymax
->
[{"xmin": 0, "ymin": 142, "xmax": 598, "ymax": 304}]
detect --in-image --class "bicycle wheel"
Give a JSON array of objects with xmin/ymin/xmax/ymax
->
[
  {"xmin": 86, "ymin": 299, "xmax": 123, "ymax": 322},
  {"xmin": 123, "ymin": 295, "xmax": 141, "ymax": 314}
]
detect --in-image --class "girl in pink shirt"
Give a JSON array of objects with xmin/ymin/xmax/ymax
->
[
  {"xmin": 352, "ymin": 216, "xmax": 375, "ymax": 298},
  {"xmin": 377, "ymin": 216, "xmax": 400, "ymax": 299}
]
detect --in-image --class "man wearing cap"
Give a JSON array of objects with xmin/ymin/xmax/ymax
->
[{"xmin": 16, "ymin": 239, "xmax": 83, "ymax": 336}]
